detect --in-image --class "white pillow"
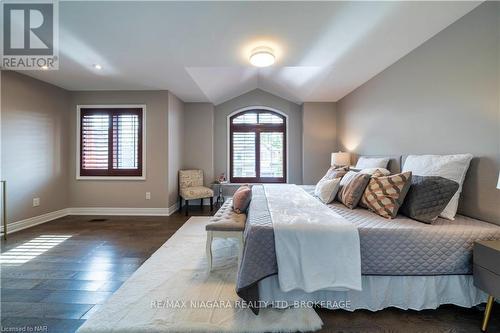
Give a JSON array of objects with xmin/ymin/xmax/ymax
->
[
  {"xmin": 356, "ymin": 157, "xmax": 390, "ymax": 169},
  {"xmin": 314, "ymin": 178, "xmax": 341, "ymax": 204},
  {"xmin": 358, "ymin": 168, "xmax": 391, "ymax": 176},
  {"xmin": 402, "ymin": 154, "xmax": 473, "ymax": 220}
]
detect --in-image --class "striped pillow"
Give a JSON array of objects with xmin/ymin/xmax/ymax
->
[
  {"xmin": 337, "ymin": 171, "xmax": 371, "ymax": 209},
  {"xmin": 361, "ymin": 171, "xmax": 412, "ymax": 219}
]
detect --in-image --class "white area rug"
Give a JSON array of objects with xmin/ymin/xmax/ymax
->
[{"xmin": 77, "ymin": 216, "xmax": 323, "ymax": 333}]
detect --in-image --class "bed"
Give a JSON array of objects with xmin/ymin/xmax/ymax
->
[{"xmin": 236, "ymin": 184, "xmax": 500, "ymax": 313}]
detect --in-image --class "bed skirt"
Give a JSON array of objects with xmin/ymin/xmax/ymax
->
[{"xmin": 258, "ymin": 275, "xmax": 488, "ymax": 312}]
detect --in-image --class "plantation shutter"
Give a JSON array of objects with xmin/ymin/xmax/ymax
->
[
  {"xmin": 112, "ymin": 114, "xmax": 140, "ymax": 169},
  {"xmin": 81, "ymin": 114, "xmax": 109, "ymax": 170},
  {"xmin": 259, "ymin": 132, "xmax": 284, "ymax": 178},
  {"xmin": 232, "ymin": 132, "xmax": 256, "ymax": 178}
]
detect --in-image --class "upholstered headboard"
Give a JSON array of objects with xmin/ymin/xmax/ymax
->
[{"xmin": 352, "ymin": 155, "xmax": 402, "ymax": 174}]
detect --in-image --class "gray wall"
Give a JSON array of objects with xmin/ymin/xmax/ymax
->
[
  {"xmin": 167, "ymin": 92, "xmax": 185, "ymax": 207},
  {"xmin": 337, "ymin": 2, "xmax": 500, "ymax": 224},
  {"xmin": 1, "ymin": 71, "xmax": 70, "ymax": 224},
  {"xmin": 302, "ymin": 102, "xmax": 337, "ymax": 184},
  {"xmin": 183, "ymin": 103, "xmax": 215, "ymax": 186},
  {"xmin": 69, "ymin": 90, "xmax": 170, "ymax": 209},
  {"xmin": 214, "ymin": 89, "xmax": 303, "ymax": 184}
]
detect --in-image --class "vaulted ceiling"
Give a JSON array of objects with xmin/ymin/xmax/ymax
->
[{"xmin": 23, "ymin": 1, "xmax": 480, "ymax": 104}]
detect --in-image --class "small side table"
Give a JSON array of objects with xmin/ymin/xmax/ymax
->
[
  {"xmin": 212, "ymin": 182, "xmax": 229, "ymax": 206},
  {"xmin": 474, "ymin": 240, "xmax": 500, "ymax": 332}
]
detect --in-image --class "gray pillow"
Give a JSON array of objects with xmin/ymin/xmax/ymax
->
[{"xmin": 400, "ymin": 176, "xmax": 459, "ymax": 223}]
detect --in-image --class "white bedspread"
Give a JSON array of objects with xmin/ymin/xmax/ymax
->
[{"xmin": 264, "ymin": 184, "xmax": 362, "ymax": 293}]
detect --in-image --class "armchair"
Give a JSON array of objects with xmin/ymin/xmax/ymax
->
[{"xmin": 179, "ymin": 170, "xmax": 214, "ymax": 216}]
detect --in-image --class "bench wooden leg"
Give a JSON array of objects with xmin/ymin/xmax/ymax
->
[
  {"xmin": 185, "ymin": 200, "xmax": 189, "ymax": 216},
  {"xmin": 210, "ymin": 197, "xmax": 213, "ymax": 211},
  {"xmin": 200, "ymin": 198, "xmax": 203, "ymax": 208},
  {"xmin": 206, "ymin": 231, "xmax": 213, "ymax": 272}
]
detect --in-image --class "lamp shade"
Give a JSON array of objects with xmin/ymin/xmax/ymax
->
[
  {"xmin": 331, "ymin": 152, "xmax": 351, "ymax": 167},
  {"xmin": 497, "ymin": 172, "xmax": 500, "ymax": 190}
]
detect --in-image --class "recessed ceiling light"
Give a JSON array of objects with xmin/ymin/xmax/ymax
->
[
  {"xmin": 93, "ymin": 64, "xmax": 102, "ymax": 70},
  {"xmin": 41, "ymin": 65, "xmax": 49, "ymax": 70},
  {"xmin": 249, "ymin": 47, "xmax": 275, "ymax": 67}
]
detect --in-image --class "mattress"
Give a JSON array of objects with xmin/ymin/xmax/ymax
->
[{"xmin": 301, "ymin": 185, "xmax": 500, "ymax": 275}]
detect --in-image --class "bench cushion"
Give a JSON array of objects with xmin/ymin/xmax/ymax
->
[{"xmin": 206, "ymin": 200, "xmax": 246, "ymax": 232}]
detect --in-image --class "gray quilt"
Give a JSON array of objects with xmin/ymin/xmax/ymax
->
[
  {"xmin": 236, "ymin": 185, "xmax": 500, "ymax": 314},
  {"xmin": 236, "ymin": 185, "xmax": 276, "ymax": 314}
]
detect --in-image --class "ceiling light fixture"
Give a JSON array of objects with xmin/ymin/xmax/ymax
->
[
  {"xmin": 41, "ymin": 65, "xmax": 49, "ymax": 70},
  {"xmin": 93, "ymin": 64, "xmax": 102, "ymax": 70},
  {"xmin": 249, "ymin": 47, "xmax": 275, "ymax": 67}
]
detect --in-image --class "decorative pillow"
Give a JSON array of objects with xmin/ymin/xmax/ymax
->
[
  {"xmin": 337, "ymin": 171, "xmax": 371, "ymax": 209},
  {"xmin": 358, "ymin": 168, "xmax": 391, "ymax": 176},
  {"xmin": 322, "ymin": 166, "xmax": 349, "ymax": 180},
  {"xmin": 355, "ymin": 157, "xmax": 390, "ymax": 169},
  {"xmin": 314, "ymin": 178, "xmax": 341, "ymax": 204},
  {"xmin": 232, "ymin": 185, "xmax": 252, "ymax": 214},
  {"xmin": 399, "ymin": 176, "xmax": 459, "ymax": 223},
  {"xmin": 402, "ymin": 154, "xmax": 473, "ymax": 220},
  {"xmin": 360, "ymin": 171, "xmax": 412, "ymax": 219}
]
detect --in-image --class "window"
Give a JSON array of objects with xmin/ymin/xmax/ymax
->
[
  {"xmin": 230, "ymin": 110, "xmax": 286, "ymax": 183},
  {"xmin": 78, "ymin": 107, "xmax": 144, "ymax": 178}
]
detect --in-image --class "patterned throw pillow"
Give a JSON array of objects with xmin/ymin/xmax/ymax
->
[
  {"xmin": 337, "ymin": 171, "xmax": 371, "ymax": 209},
  {"xmin": 399, "ymin": 175, "xmax": 459, "ymax": 223},
  {"xmin": 361, "ymin": 171, "xmax": 412, "ymax": 219},
  {"xmin": 232, "ymin": 185, "xmax": 252, "ymax": 214}
]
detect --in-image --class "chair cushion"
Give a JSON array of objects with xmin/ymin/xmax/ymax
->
[
  {"xmin": 181, "ymin": 186, "xmax": 214, "ymax": 200},
  {"xmin": 206, "ymin": 200, "xmax": 246, "ymax": 232}
]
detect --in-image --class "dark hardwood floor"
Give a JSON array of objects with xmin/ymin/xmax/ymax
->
[{"xmin": 1, "ymin": 206, "xmax": 498, "ymax": 333}]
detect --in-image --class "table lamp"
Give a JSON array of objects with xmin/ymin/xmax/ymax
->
[{"xmin": 331, "ymin": 152, "xmax": 351, "ymax": 167}]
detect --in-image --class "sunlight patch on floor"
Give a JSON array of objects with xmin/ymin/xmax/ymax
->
[{"xmin": 0, "ymin": 235, "xmax": 72, "ymax": 265}]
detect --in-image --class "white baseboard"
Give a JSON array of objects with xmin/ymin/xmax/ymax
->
[
  {"xmin": 1, "ymin": 208, "xmax": 69, "ymax": 234},
  {"xmin": 167, "ymin": 202, "xmax": 180, "ymax": 215},
  {"xmin": 68, "ymin": 207, "xmax": 171, "ymax": 216},
  {"xmin": 1, "ymin": 205, "xmax": 184, "ymax": 235}
]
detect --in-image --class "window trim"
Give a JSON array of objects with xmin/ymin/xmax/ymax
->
[
  {"xmin": 228, "ymin": 107, "xmax": 288, "ymax": 184},
  {"xmin": 76, "ymin": 105, "xmax": 146, "ymax": 180}
]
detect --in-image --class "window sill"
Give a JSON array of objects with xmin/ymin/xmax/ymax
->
[{"xmin": 76, "ymin": 176, "xmax": 146, "ymax": 181}]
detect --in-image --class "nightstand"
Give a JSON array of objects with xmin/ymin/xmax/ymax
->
[{"xmin": 474, "ymin": 240, "xmax": 500, "ymax": 332}]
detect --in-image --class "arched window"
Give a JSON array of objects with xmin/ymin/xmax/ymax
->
[{"xmin": 230, "ymin": 110, "xmax": 286, "ymax": 183}]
